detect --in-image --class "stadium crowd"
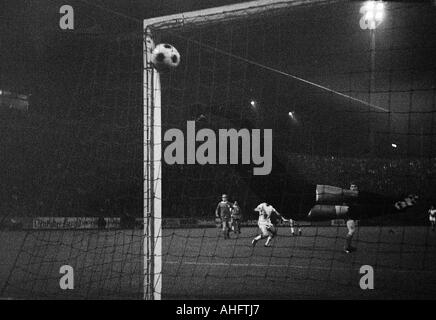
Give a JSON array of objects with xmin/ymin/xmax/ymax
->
[{"xmin": 2, "ymin": 153, "xmax": 435, "ymax": 220}]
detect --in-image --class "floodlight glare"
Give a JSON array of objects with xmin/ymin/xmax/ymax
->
[
  {"xmin": 376, "ymin": 2, "xmax": 384, "ymax": 11},
  {"xmin": 361, "ymin": 1, "xmax": 384, "ymax": 30},
  {"xmin": 365, "ymin": 12, "xmax": 374, "ymax": 20}
]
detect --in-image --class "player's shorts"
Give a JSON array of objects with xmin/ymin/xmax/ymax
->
[
  {"xmin": 221, "ymin": 217, "xmax": 231, "ymax": 230},
  {"xmin": 430, "ymin": 216, "xmax": 436, "ymax": 222},
  {"xmin": 259, "ymin": 222, "xmax": 276, "ymax": 237},
  {"xmin": 220, "ymin": 216, "xmax": 231, "ymax": 222}
]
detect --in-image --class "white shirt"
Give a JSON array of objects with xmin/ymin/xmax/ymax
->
[{"xmin": 255, "ymin": 203, "xmax": 277, "ymax": 226}]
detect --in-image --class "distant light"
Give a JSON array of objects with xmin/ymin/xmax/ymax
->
[
  {"xmin": 288, "ymin": 111, "xmax": 298, "ymax": 123},
  {"xmin": 391, "ymin": 143, "xmax": 397, "ymax": 148},
  {"xmin": 250, "ymin": 100, "xmax": 256, "ymax": 107}
]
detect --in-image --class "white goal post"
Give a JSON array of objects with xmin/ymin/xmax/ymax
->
[{"xmin": 142, "ymin": 0, "xmax": 345, "ymax": 300}]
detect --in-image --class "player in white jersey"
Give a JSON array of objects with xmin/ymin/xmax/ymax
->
[
  {"xmin": 429, "ymin": 205, "xmax": 436, "ymax": 231},
  {"xmin": 252, "ymin": 202, "xmax": 287, "ymax": 247}
]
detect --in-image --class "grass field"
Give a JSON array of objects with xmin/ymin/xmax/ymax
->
[{"xmin": 1, "ymin": 226, "xmax": 436, "ymax": 299}]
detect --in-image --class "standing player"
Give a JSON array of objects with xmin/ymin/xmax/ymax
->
[
  {"xmin": 429, "ymin": 205, "xmax": 436, "ymax": 231},
  {"xmin": 215, "ymin": 194, "xmax": 233, "ymax": 239},
  {"xmin": 231, "ymin": 201, "xmax": 242, "ymax": 234},
  {"xmin": 343, "ymin": 182, "xmax": 358, "ymax": 253},
  {"xmin": 252, "ymin": 202, "xmax": 287, "ymax": 247}
]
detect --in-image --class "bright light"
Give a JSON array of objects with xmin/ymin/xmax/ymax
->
[
  {"xmin": 250, "ymin": 100, "xmax": 256, "ymax": 107},
  {"xmin": 365, "ymin": 11, "xmax": 374, "ymax": 20},
  {"xmin": 360, "ymin": 1, "xmax": 384, "ymax": 30},
  {"xmin": 366, "ymin": 1, "xmax": 375, "ymax": 10},
  {"xmin": 391, "ymin": 143, "xmax": 397, "ymax": 148},
  {"xmin": 375, "ymin": 11, "xmax": 383, "ymax": 21},
  {"xmin": 288, "ymin": 111, "xmax": 297, "ymax": 122},
  {"xmin": 376, "ymin": 2, "xmax": 384, "ymax": 11}
]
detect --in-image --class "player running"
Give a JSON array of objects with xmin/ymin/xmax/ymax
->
[
  {"xmin": 429, "ymin": 205, "xmax": 436, "ymax": 231},
  {"xmin": 252, "ymin": 202, "xmax": 287, "ymax": 247},
  {"xmin": 215, "ymin": 194, "xmax": 233, "ymax": 239},
  {"xmin": 231, "ymin": 201, "xmax": 242, "ymax": 234}
]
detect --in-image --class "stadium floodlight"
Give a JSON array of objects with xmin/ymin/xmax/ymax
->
[
  {"xmin": 360, "ymin": 1, "xmax": 384, "ymax": 30},
  {"xmin": 288, "ymin": 111, "xmax": 298, "ymax": 124}
]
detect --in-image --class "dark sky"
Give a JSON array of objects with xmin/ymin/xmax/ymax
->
[{"xmin": 2, "ymin": 1, "xmax": 436, "ymax": 157}]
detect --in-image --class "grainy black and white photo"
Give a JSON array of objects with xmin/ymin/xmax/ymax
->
[{"xmin": 1, "ymin": 0, "xmax": 436, "ymax": 302}]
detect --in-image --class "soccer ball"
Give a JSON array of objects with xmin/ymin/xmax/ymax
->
[{"xmin": 151, "ymin": 43, "xmax": 180, "ymax": 71}]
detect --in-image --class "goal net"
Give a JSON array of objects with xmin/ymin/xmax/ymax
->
[
  {"xmin": 1, "ymin": 0, "xmax": 435, "ymax": 300},
  {"xmin": 147, "ymin": 0, "xmax": 436, "ymax": 299},
  {"xmin": 0, "ymin": 34, "xmax": 144, "ymax": 299}
]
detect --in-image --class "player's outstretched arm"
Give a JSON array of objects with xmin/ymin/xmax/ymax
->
[{"xmin": 307, "ymin": 184, "xmax": 419, "ymax": 220}]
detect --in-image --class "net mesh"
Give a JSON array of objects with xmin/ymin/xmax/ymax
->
[
  {"xmin": 1, "ymin": 0, "xmax": 436, "ymax": 300},
  {"xmin": 156, "ymin": 1, "xmax": 436, "ymax": 299},
  {"xmin": 0, "ymin": 36, "xmax": 144, "ymax": 299}
]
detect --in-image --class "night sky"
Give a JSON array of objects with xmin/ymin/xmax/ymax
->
[{"xmin": 2, "ymin": 0, "xmax": 436, "ymax": 156}]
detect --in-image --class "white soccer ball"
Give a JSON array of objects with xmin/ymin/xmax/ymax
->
[{"xmin": 151, "ymin": 43, "xmax": 180, "ymax": 71}]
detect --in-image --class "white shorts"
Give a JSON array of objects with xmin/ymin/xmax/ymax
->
[
  {"xmin": 259, "ymin": 222, "xmax": 275, "ymax": 237},
  {"xmin": 430, "ymin": 216, "xmax": 435, "ymax": 222}
]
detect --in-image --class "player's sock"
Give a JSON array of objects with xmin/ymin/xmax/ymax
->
[
  {"xmin": 252, "ymin": 235, "xmax": 261, "ymax": 247},
  {"xmin": 264, "ymin": 236, "xmax": 272, "ymax": 247}
]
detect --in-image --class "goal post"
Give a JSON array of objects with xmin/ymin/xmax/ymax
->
[
  {"xmin": 143, "ymin": 31, "xmax": 162, "ymax": 300},
  {"xmin": 142, "ymin": 0, "xmax": 347, "ymax": 300}
]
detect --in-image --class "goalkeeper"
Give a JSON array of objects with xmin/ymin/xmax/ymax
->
[
  {"xmin": 309, "ymin": 183, "xmax": 418, "ymax": 253},
  {"xmin": 215, "ymin": 194, "xmax": 233, "ymax": 239}
]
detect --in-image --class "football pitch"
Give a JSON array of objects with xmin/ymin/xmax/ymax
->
[{"xmin": 1, "ymin": 226, "xmax": 435, "ymax": 299}]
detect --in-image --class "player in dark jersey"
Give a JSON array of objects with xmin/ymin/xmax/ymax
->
[
  {"xmin": 215, "ymin": 194, "xmax": 233, "ymax": 239},
  {"xmin": 231, "ymin": 201, "xmax": 242, "ymax": 234}
]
